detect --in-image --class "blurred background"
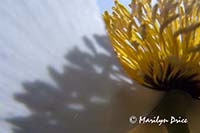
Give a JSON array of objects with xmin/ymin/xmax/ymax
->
[
  {"xmin": 97, "ymin": 0, "xmax": 130, "ymax": 13},
  {"xmin": 0, "ymin": 0, "xmax": 199, "ymax": 133}
]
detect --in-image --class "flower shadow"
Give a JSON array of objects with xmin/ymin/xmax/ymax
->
[{"xmin": 7, "ymin": 35, "xmax": 162, "ymax": 133}]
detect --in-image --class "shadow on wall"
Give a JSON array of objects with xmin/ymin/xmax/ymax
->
[{"xmin": 7, "ymin": 35, "xmax": 163, "ymax": 133}]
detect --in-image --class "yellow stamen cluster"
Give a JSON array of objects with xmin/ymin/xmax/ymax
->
[{"xmin": 103, "ymin": 0, "xmax": 200, "ymax": 92}]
